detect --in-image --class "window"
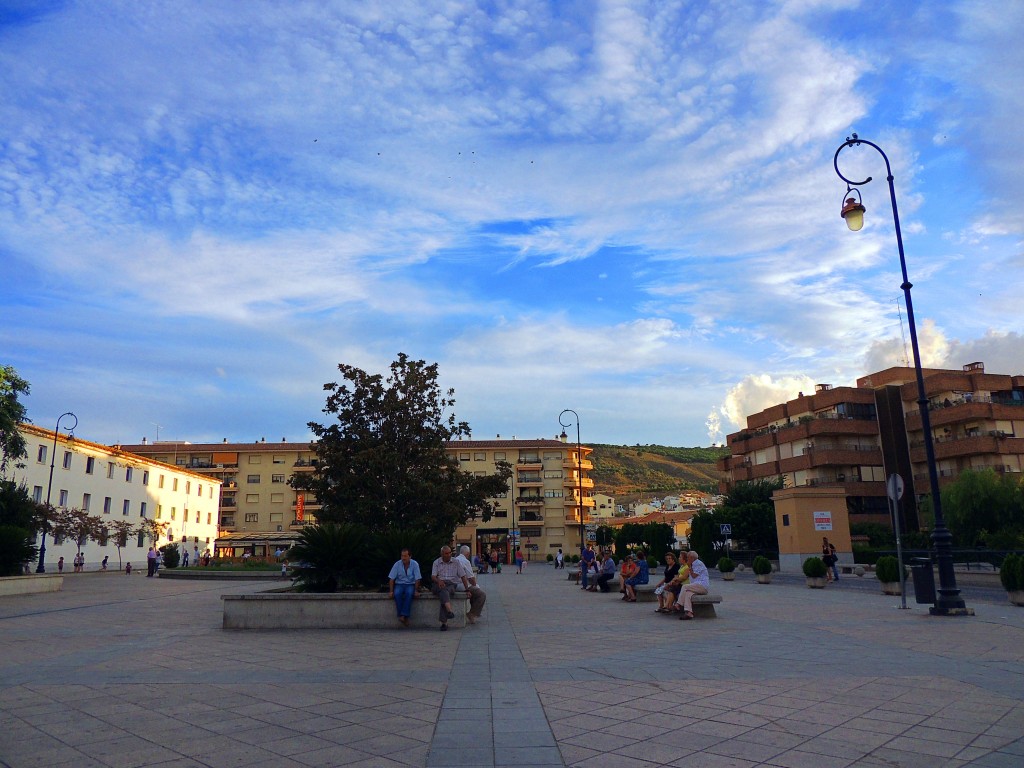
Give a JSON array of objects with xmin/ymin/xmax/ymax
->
[
  {"xmin": 37, "ymin": 445, "xmax": 47, "ymax": 463},
  {"xmin": 209, "ymin": 487, "xmax": 214, "ymax": 498},
  {"xmin": 271, "ymin": 474, "xmax": 285, "ymax": 484},
  {"xmin": 249, "ymin": 455, "xmax": 261, "ymax": 464},
  {"xmin": 172, "ymin": 478, "xmax": 178, "ymax": 491},
  {"xmin": 107, "ymin": 463, "xmax": 115, "ymax": 479},
  {"xmin": 58, "ymin": 489, "xmax": 68, "ymax": 507},
  {"xmin": 86, "ymin": 457, "xmax": 95, "ymax": 474},
  {"xmin": 244, "ymin": 513, "xmax": 259, "ymax": 523},
  {"xmin": 494, "ymin": 452, "xmax": 506, "ymax": 461},
  {"xmin": 198, "ymin": 484, "xmax": 202, "ymax": 496},
  {"xmin": 62, "ymin": 451, "xmax": 72, "ymax": 469},
  {"xmin": 170, "ymin": 508, "xmax": 176, "ymax": 520},
  {"xmin": 126, "ymin": 467, "xmax": 133, "ymax": 482},
  {"xmin": 97, "ymin": 527, "xmax": 108, "ymax": 546},
  {"xmin": 782, "ymin": 514, "xmax": 790, "ymax": 527},
  {"xmin": 207, "ymin": 513, "xmax": 211, "ymax": 524},
  {"xmin": 271, "ymin": 493, "xmax": 284, "ymax": 503},
  {"xmin": 247, "ymin": 474, "xmax": 261, "ymax": 484},
  {"xmin": 185, "ymin": 481, "xmax": 191, "ymax": 494},
  {"xmin": 195, "ymin": 511, "xmax": 199, "ymax": 523},
  {"xmin": 544, "ymin": 470, "xmax": 563, "ymax": 478},
  {"xmin": 521, "ymin": 526, "xmax": 542, "ymax": 537},
  {"xmin": 137, "ymin": 532, "xmax": 145, "ymax": 548},
  {"xmin": 544, "ymin": 490, "xmax": 563, "ymax": 498},
  {"xmin": 494, "ymin": 508, "xmax": 507, "ymax": 518},
  {"xmin": 82, "ymin": 493, "xmax": 91, "ymax": 511},
  {"xmin": 273, "ymin": 455, "xmax": 285, "ymax": 464},
  {"xmin": 270, "ymin": 513, "xmax": 283, "ymax": 522},
  {"xmin": 142, "ymin": 470, "xmax": 149, "ymax": 486},
  {"xmin": 103, "ymin": 497, "xmax": 112, "ymax": 515},
  {"xmin": 122, "ymin": 499, "xmax": 130, "ymax": 516},
  {"xmin": 140, "ymin": 502, "xmax": 147, "ymax": 518},
  {"xmin": 459, "ymin": 453, "xmax": 470, "ymax": 461},
  {"xmin": 158, "ymin": 474, "xmax": 165, "ymax": 488},
  {"xmin": 474, "ymin": 452, "xmax": 486, "ymax": 461},
  {"xmin": 156, "ymin": 504, "xmax": 162, "ymax": 519},
  {"xmin": 543, "ymin": 452, "xmax": 562, "ymax": 460},
  {"xmin": 245, "ymin": 494, "xmax": 259, "ymax": 503},
  {"xmin": 32, "ymin": 486, "xmax": 42, "ymax": 503}
]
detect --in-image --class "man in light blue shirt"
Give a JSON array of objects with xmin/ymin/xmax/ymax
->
[{"xmin": 388, "ymin": 548, "xmax": 422, "ymax": 627}]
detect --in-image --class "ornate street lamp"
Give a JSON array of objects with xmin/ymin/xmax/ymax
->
[
  {"xmin": 558, "ymin": 409, "xmax": 585, "ymax": 557},
  {"xmin": 833, "ymin": 133, "xmax": 968, "ymax": 615},
  {"xmin": 36, "ymin": 412, "xmax": 77, "ymax": 573}
]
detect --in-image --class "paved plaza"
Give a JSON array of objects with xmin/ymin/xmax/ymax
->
[{"xmin": 1, "ymin": 563, "xmax": 1022, "ymax": 768}]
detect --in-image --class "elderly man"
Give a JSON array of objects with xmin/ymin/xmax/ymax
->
[
  {"xmin": 456, "ymin": 545, "xmax": 487, "ymax": 623},
  {"xmin": 679, "ymin": 551, "xmax": 709, "ymax": 620},
  {"xmin": 431, "ymin": 546, "xmax": 471, "ymax": 631}
]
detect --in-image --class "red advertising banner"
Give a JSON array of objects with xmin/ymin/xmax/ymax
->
[{"xmin": 296, "ymin": 494, "xmax": 305, "ymax": 522}]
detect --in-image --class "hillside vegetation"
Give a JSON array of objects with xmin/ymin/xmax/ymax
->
[{"xmin": 589, "ymin": 444, "xmax": 728, "ymax": 500}]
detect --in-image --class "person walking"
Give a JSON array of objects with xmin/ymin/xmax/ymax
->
[
  {"xmin": 515, "ymin": 548, "xmax": 524, "ymax": 574},
  {"xmin": 822, "ymin": 537, "xmax": 839, "ymax": 582},
  {"xmin": 555, "ymin": 549, "xmax": 564, "ymax": 569}
]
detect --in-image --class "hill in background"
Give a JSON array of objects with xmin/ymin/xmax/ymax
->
[{"xmin": 589, "ymin": 444, "xmax": 728, "ymax": 504}]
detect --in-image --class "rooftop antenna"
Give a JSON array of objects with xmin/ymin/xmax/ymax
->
[{"xmin": 151, "ymin": 423, "xmax": 163, "ymax": 442}]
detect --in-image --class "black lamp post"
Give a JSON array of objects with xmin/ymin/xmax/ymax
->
[
  {"xmin": 833, "ymin": 133, "xmax": 968, "ymax": 615},
  {"xmin": 558, "ymin": 409, "xmax": 585, "ymax": 557},
  {"xmin": 36, "ymin": 411, "xmax": 77, "ymax": 574}
]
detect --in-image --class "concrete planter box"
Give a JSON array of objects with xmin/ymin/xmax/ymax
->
[
  {"xmin": 880, "ymin": 582, "xmax": 902, "ymax": 596},
  {"xmin": 222, "ymin": 590, "xmax": 469, "ymax": 630},
  {"xmin": 0, "ymin": 574, "xmax": 63, "ymax": 596},
  {"xmin": 721, "ymin": 572, "xmax": 736, "ymax": 581},
  {"xmin": 805, "ymin": 576, "xmax": 828, "ymax": 589},
  {"xmin": 755, "ymin": 574, "xmax": 772, "ymax": 584},
  {"xmin": 1007, "ymin": 590, "xmax": 1024, "ymax": 607}
]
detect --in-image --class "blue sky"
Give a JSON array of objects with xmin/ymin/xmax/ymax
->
[{"xmin": 2, "ymin": 0, "xmax": 1022, "ymax": 448}]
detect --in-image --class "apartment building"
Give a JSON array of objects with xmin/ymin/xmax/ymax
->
[
  {"xmin": 120, "ymin": 435, "xmax": 596, "ymax": 562},
  {"xmin": 7, "ymin": 425, "xmax": 220, "ymax": 568},
  {"xmin": 717, "ymin": 362, "xmax": 1024, "ymax": 530}
]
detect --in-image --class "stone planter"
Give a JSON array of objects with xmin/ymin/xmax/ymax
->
[
  {"xmin": 806, "ymin": 577, "xmax": 828, "ymax": 589},
  {"xmin": 1007, "ymin": 590, "xmax": 1024, "ymax": 607},
  {"xmin": 222, "ymin": 590, "xmax": 468, "ymax": 629},
  {"xmin": 721, "ymin": 572, "xmax": 736, "ymax": 581},
  {"xmin": 0, "ymin": 574, "xmax": 63, "ymax": 596},
  {"xmin": 756, "ymin": 574, "xmax": 772, "ymax": 584},
  {"xmin": 880, "ymin": 582, "xmax": 902, "ymax": 596}
]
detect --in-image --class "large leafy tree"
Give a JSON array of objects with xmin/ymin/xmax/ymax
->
[
  {"xmin": 716, "ymin": 478, "xmax": 783, "ymax": 552},
  {"xmin": 298, "ymin": 354, "xmax": 512, "ymax": 538},
  {"xmin": 52, "ymin": 507, "xmax": 102, "ymax": 560},
  {"xmin": 941, "ymin": 469, "xmax": 1024, "ymax": 549},
  {"xmin": 0, "ymin": 365, "xmax": 30, "ymax": 474}
]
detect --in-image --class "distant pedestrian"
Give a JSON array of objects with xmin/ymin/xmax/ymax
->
[
  {"xmin": 125, "ymin": 562, "xmax": 132, "ymax": 575},
  {"xmin": 281, "ymin": 559, "xmax": 289, "ymax": 579},
  {"xmin": 822, "ymin": 537, "xmax": 839, "ymax": 582},
  {"xmin": 101, "ymin": 556, "xmax": 108, "ymax": 571},
  {"xmin": 57, "ymin": 556, "xmax": 64, "ymax": 573},
  {"xmin": 194, "ymin": 546, "xmax": 200, "ymax": 565},
  {"xmin": 489, "ymin": 550, "xmax": 499, "ymax": 573},
  {"xmin": 515, "ymin": 549, "xmax": 524, "ymax": 574},
  {"xmin": 146, "ymin": 547, "xmax": 157, "ymax": 577},
  {"xmin": 555, "ymin": 549, "xmax": 564, "ymax": 569},
  {"xmin": 182, "ymin": 549, "xmax": 189, "ymax": 567}
]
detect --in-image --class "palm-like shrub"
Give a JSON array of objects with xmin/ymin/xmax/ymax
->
[
  {"xmin": 0, "ymin": 525, "xmax": 36, "ymax": 576},
  {"xmin": 1000, "ymin": 553, "xmax": 1024, "ymax": 592},
  {"xmin": 288, "ymin": 523, "xmax": 371, "ymax": 592},
  {"xmin": 752, "ymin": 555, "xmax": 772, "ymax": 575},
  {"xmin": 875, "ymin": 555, "xmax": 901, "ymax": 583},
  {"xmin": 802, "ymin": 556, "xmax": 827, "ymax": 578},
  {"xmin": 716, "ymin": 556, "xmax": 736, "ymax": 573}
]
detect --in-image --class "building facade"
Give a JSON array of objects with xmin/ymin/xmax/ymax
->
[
  {"xmin": 717, "ymin": 362, "xmax": 1024, "ymax": 530},
  {"xmin": 119, "ymin": 435, "xmax": 596, "ymax": 562},
  {"xmin": 7, "ymin": 425, "xmax": 220, "ymax": 569}
]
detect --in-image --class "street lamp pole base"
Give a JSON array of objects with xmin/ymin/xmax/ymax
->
[{"xmin": 928, "ymin": 606, "xmax": 975, "ymax": 617}]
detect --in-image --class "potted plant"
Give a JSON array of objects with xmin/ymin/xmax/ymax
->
[
  {"xmin": 752, "ymin": 556, "xmax": 773, "ymax": 584},
  {"xmin": 717, "ymin": 556, "xmax": 736, "ymax": 581},
  {"xmin": 802, "ymin": 556, "xmax": 828, "ymax": 588},
  {"xmin": 875, "ymin": 555, "xmax": 902, "ymax": 595},
  {"xmin": 1000, "ymin": 553, "xmax": 1024, "ymax": 606}
]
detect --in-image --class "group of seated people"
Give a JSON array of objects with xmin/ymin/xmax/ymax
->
[{"xmin": 579, "ymin": 546, "xmax": 710, "ymax": 620}]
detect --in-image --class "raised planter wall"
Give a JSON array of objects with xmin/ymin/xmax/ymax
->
[
  {"xmin": 0, "ymin": 574, "xmax": 64, "ymax": 596},
  {"xmin": 222, "ymin": 591, "xmax": 469, "ymax": 630}
]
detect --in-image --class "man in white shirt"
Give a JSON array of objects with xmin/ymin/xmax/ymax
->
[
  {"xmin": 679, "ymin": 551, "xmax": 709, "ymax": 620},
  {"xmin": 431, "ymin": 546, "xmax": 471, "ymax": 631},
  {"xmin": 456, "ymin": 545, "xmax": 487, "ymax": 623}
]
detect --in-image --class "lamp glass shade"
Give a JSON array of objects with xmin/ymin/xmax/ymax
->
[{"xmin": 841, "ymin": 198, "xmax": 865, "ymax": 231}]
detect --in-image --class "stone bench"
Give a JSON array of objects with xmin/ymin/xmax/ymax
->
[
  {"xmin": 222, "ymin": 590, "xmax": 469, "ymax": 630},
  {"xmin": 688, "ymin": 594, "xmax": 722, "ymax": 618}
]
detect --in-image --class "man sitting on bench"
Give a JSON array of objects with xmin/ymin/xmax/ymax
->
[{"xmin": 679, "ymin": 551, "xmax": 709, "ymax": 620}]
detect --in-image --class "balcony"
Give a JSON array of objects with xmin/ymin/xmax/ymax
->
[
  {"xmin": 221, "ymin": 499, "xmax": 237, "ymax": 511},
  {"xmin": 908, "ymin": 434, "xmax": 1024, "ymax": 464},
  {"xmin": 517, "ymin": 474, "xmax": 543, "ymax": 486},
  {"xmin": 518, "ymin": 512, "xmax": 544, "ymax": 523},
  {"xmin": 563, "ymin": 458, "xmax": 594, "ymax": 471},
  {"xmin": 516, "ymin": 496, "xmax": 545, "ymax": 505},
  {"xmin": 292, "ymin": 459, "xmax": 319, "ymax": 472},
  {"xmin": 563, "ymin": 476, "xmax": 594, "ymax": 489},
  {"xmin": 517, "ymin": 459, "xmax": 542, "ymax": 469}
]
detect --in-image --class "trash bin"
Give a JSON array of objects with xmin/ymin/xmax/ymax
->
[{"xmin": 909, "ymin": 557, "xmax": 936, "ymax": 604}]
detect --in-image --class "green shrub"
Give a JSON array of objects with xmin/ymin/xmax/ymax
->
[
  {"xmin": 1000, "ymin": 553, "xmax": 1024, "ymax": 592},
  {"xmin": 0, "ymin": 525, "xmax": 36, "ymax": 576},
  {"xmin": 752, "ymin": 555, "xmax": 772, "ymax": 575},
  {"xmin": 546, "ymin": 554, "xmax": 554, "ymax": 562},
  {"xmin": 159, "ymin": 543, "xmax": 180, "ymax": 568},
  {"xmin": 716, "ymin": 556, "xmax": 735, "ymax": 573},
  {"xmin": 875, "ymin": 555, "xmax": 900, "ymax": 583},
  {"xmin": 802, "ymin": 556, "xmax": 827, "ymax": 578},
  {"xmin": 570, "ymin": 554, "xmax": 580, "ymax": 563},
  {"xmin": 646, "ymin": 556, "xmax": 658, "ymax": 570},
  {"xmin": 288, "ymin": 523, "xmax": 371, "ymax": 592}
]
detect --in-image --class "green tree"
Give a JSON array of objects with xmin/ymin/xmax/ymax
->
[
  {"xmin": 687, "ymin": 510, "xmax": 722, "ymax": 563},
  {"xmin": 108, "ymin": 520, "xmax": 136, "ymax": 571},
  {"xmin": 298, "ymin": 354, "xmax": 512, "ymax": 539},
  {"xmin": 941, "ymin": 469, "xmax": 1024, "ymax": 548},
  {"xmin": 641, "ymin": 521, "xmax": 675, "ymax": 558},
  {"xmin": 0, "ymin": 480, "xmax": 41, "ymax": 531},
  {"xmin": 52, "ymin": 507, "xmax": 102, "ymax": 561},
  {"xmin": 716, "ymin": 478, "xmax": 782, "ymax": 552},
  {"xmin": 0, "ymin": 365, "xmax": 30, "ymax": 473},
  {"xmin": 595, "ymin": 525, "xmax": 615, "ymax": 548},
  {"xmin": 0, "ymin": 525, "xmax": 36, "ymax": 576}
]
